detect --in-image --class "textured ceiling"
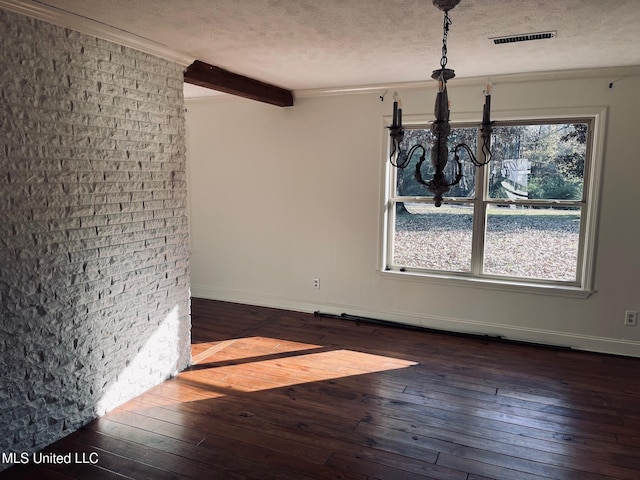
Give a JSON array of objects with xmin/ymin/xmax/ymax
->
[{"xmin": 21, "ymin": 0, "xmax": 640, "ymax": 96}]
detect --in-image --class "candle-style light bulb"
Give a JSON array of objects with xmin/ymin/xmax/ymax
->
[
  {"xmin": 482, "ymin": 80, "xmax": 492, "ymax": 125},
  {"xmin": 392, "ymin": 92, "xmax": 403, "ymax": 127},
  {"xmin": 392, "ymin": 101, "xmax": 398, "ymax": 127}
]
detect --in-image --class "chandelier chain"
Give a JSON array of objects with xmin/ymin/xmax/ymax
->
[{"xmin": 440, "ymin": 10, "xmax": 452, "ymax": 69}]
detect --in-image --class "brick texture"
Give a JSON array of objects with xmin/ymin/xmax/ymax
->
[{"xmin": 0, "ymin": 9, "xmax": 191, "ymax": 466}]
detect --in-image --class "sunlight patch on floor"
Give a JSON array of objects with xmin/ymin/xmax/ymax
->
[
  {"xmin": 183, "ymin": 336, "xmax": 418, "ymax": 395},
  {"xmin": 191, "ymin": 336, "xmax": 323, "ymax": 364},
  {"xmin": 117, "ymin": 336, "xmax": 418, "ymax": 409}
]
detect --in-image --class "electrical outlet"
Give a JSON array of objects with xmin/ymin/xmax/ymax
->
[
  {"xmin": 624, "ymin": 310, "xmax": 638, "ymax": 326},
  {"xmin": 313, "ymin": 278, "xmax": 320, "ymax": 289}
]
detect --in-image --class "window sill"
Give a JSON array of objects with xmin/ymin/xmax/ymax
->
[{"xmin": 379, "ymin": 269, "xmax": 594, "ymax": 299}]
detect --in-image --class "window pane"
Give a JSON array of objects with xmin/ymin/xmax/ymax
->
[
  {"xmin": 488, "ymin": 123, "xmax": 587, "ymax": 201},
  {"xmin": 393, "ymin": 203, "xmax": 473, "ymax": 272},
  {"xmin": 483, "ymin": 205, "xmax": 581, "ymax": 281},
  {"xmin": 396, "ymin": 127, "xmax": 478, "ymax": 198}
]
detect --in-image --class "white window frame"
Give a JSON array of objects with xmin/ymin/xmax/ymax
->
[{"xmin": 379, "ymin": 106, "xmax": 607, "ymax": 298}]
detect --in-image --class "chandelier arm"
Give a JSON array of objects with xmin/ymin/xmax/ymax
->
[
  {"xmin": 389, "ymin": 140, "xmax": 398, "ymax": 163},
  {"xmin": 448, "ymin": 150, "xmax": 464, "ymax": 186},
  {"xmin": 389, "ymin": 140, "xmax": 400, "ymax": 167},
  {"xmin": 388, "ymin": 119, "xmax": 410, "ymax": 168},
  {"xmin": 453, "ymin": 142, "xmax": 476, "ymax": 164},
  {"xmin": 410, "ymin": 145, "xmax": 429, "ymax": 186},
  {"xmin": 453, "ymin": 142, "xmax": 490, "ymax": 168},
  {"xmin": 390, "ymin": 142, "xmax": 412, "ymax": 169},
  {"xmin": 477, "ymin": 133, "xmax": 492, "ymax": 166}
]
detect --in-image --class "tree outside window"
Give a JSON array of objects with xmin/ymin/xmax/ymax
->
[{"xmin": 384, "ymin": 119, "xmax": 596, "ymax": 290}]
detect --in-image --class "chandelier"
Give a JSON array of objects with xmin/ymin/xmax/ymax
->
[{"xmin": 388, "ymin": 0, "xmax": 493, "ymax": 207}]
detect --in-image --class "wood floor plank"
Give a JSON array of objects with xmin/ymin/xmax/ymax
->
[
  {"xmin": 2, "ymin": 298, "xmax": 640, "ymax": 480},
  {"xmin": 65, "ymin": 428, "xmax": 251, "ymax": 480},
  {"xmin": 325, "ymin": 452, "xmax": 461, "ymax": 480},
  {"xmin": 355, "ymin": 422, "xmax": 616, "ymax": 480},
  {"xmin": 358, "ymin": 414, "xmax": 640, "ymax": 479},
  {"xmin": 400, "ymin": 384, "xmax": 630, "ymax": 434},
  {"xmin": 436, "ymin": 453, "xmax": 551, "ymax": 480},
  {"xmin": 104, "ymin": 409, "xmax": 209, "ymax": 446},
  {"xmin": 117, "ymin": 399, "xmax": 334, "ymax": 464},
  {"xmin": 360, "ymin": 395, "xmax": 640, "ymax": 470},
  {"xmin": 0, "ymin": 466, "xmax": 78, "ymax": 480},
  {"xmin": 84, "ymin": 418, "xmax": 320, "ymax": 480},
  {"xmin": 361, "ymin": 390, "xmax": 620, "ymax": 444}
]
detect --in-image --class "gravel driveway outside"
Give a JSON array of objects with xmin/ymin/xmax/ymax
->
[{"xmin": 393, "ymin": 204, "xmax": 581, "ymax": 281}]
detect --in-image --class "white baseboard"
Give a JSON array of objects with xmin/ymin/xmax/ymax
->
[{"xmin": 191, "ymin": 285, "xmax": 640, "ymax": 358}]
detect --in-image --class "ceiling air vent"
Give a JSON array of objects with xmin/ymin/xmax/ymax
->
[{"xmin": 491, "ymin": 31, "xmax": 557, "ymax": 45}]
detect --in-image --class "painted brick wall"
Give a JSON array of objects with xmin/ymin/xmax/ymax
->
[{"xmin": 0, "ymin": 9, "xmax": 191, "ymax": 465}]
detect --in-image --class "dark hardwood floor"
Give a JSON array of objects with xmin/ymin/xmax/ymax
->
[{"xmin": 3, "ymin": 298, "xmax": 640, "ymax": 479}]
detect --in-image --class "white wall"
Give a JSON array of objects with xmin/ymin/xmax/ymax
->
[{"xmin": 186, "ymin": 69, "xmax": 640, "ymax": 357}]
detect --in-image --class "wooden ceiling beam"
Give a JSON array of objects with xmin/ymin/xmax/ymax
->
[{"xmin": 184, "ymin": 60, "xmax": 294, "ymax": 107}]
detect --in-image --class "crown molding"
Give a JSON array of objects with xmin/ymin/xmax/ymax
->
[
  {"xmin": 0, "ymin": 0, "xmax": 195, "ymax": 66},
  {"xmin": 294, "ymin": 66, "xmax": 640, "ymax": 98}
]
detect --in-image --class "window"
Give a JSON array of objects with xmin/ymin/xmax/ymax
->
[{"xmin": 382, "ymin": 112, "xmax": 604, "ymax": 296}]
